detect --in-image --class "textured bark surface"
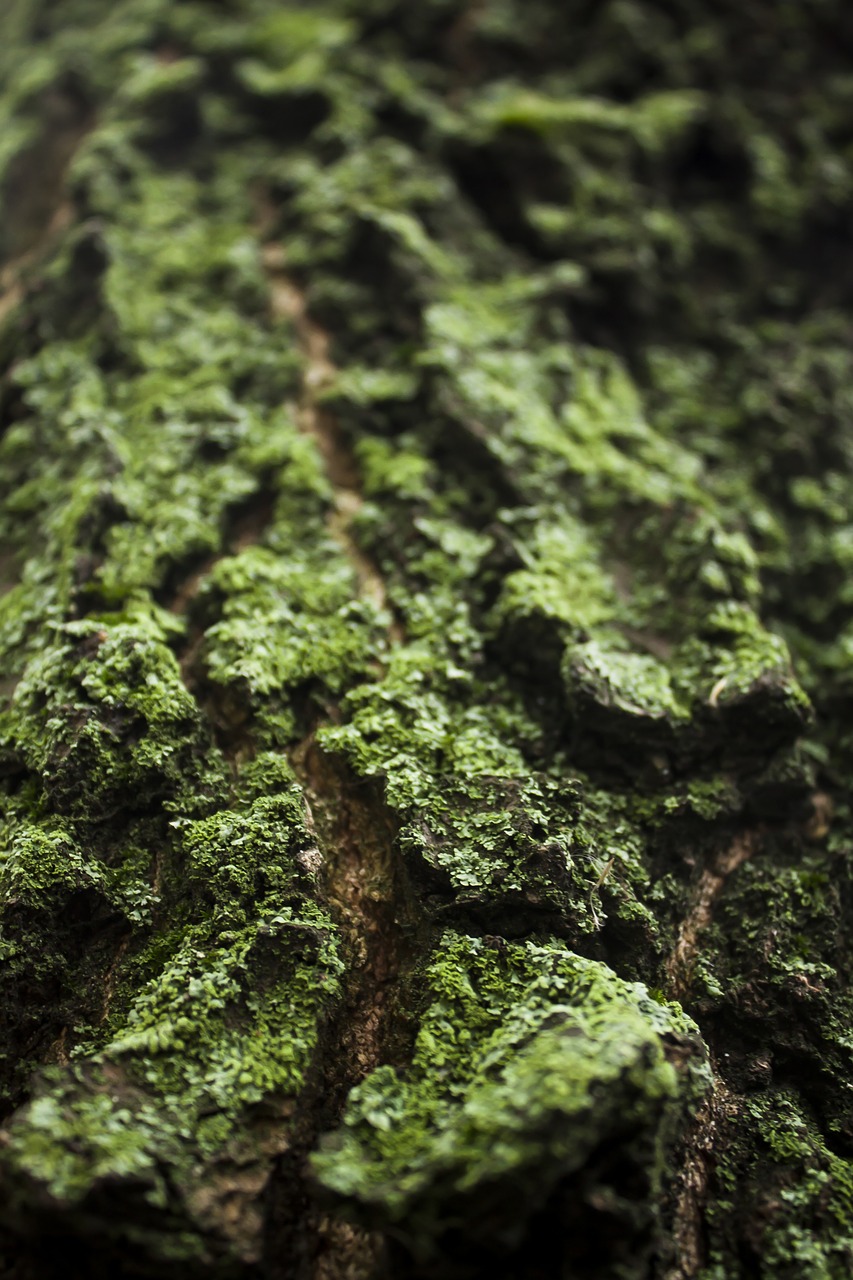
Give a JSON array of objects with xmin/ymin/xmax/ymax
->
[{"xmin": 2, "ymin": 3, "xmax": 853, "ymax": 1278}]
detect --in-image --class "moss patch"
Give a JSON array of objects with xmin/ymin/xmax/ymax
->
[{"xmin": 314, "ymin": 932, "xmax": 709, "ymax": 1273}]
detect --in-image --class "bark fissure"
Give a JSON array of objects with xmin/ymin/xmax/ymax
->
[
  {"xmin": 667, "ymin": 831, "xmax": 761, "ymax": 1004},
  {"xmin": 0, "ymin": 199, "xmax": 75, "ymax": 328},
  {"xmin": 268, "ymin": 240, "xmax": 416, "ymax": 1091},
  {"xmin": 254, "ymin": 225, "xmax": 415, "ymax": 1279},
  {"xmin": 284, "ymin": 735, "xmax": 412, "ymax": 1280},
  {"xmin": 262, "ymin": 240, "xmax": 405, "ymax": 646}
]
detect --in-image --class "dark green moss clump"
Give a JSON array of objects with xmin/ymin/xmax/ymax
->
[
  {"xmin": 314, "ymin": 933, "xmax": 709, "ymax": 1276},
  {"xmin": 2, "ymin": 773, "xmax": 344, "ymax": 1266}
]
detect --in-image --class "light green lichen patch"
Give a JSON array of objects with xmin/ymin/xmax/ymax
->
[
  {"xmin": 314, "ymin": 932, "xmax": 709, "ymax": 1270},
  {"xmin": 199, "ymin": 543, "xmax": 387, "ymax": 747},
  {"xmin": 318, "ymin": 635, "xmax": 606, "ymax": 932},
  {"xmin": 468, "ymin": 85, "xmax": 706, "ymax": 150},
  {"xmin": 0, "ymin": 618, "xmax": 214, "ymax": 818},
  {"xmin": 565, "ymin": 640, "xmax": 687, "ymax": 722},
  {"xmin": 1, "ymin": 778, "xmax": 344, "ymax": 1260},
  {"xmin": 103, "ymin": 903, "xmax": 341, "ymax": 1150},
  {"xmin": 0, "ymin": 816, "xmax": 155, "ymax": 926},
  {"xmin": 9, "ymin": 1078, "xmax": 170, "ymax": 1203},
  {"xmin": 397, "ymin": 773, "xmax": 581, "ymax": 927},
  {"xmin": 561, "ymin": 606, "xmax": 811, "ymax": 777},
  {"xmin": 490, "ymin": 513, "xmax": 620, "ymax": 634}
]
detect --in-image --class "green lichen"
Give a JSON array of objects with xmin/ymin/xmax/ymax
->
[
  {"xmin": 703, "ymin": 1091, "xmax": 853, "ymax": 1280},
  {"xmin": 2, "ymin": 780, "xmax": 344, "ymax": 1260},
  {"xmin": 488, "ymin": 514, "xmax": 620, "ymax": 641},
  {"xmin": 565, "ymin": 640, "xmax": 687, "ymax": 722},
  {"xmin": 2, "ymin": 0, "xmax": 853, "ymax": 1273},
  {"xmin": 0, "ymin": 619, "xmax": 214, "ymax": 817},
  {"xmin": 200, "ymin": 543, "xmax": 386, "ymax": 746},
  {"xmin": 0, "ymin": 0, "xmax": 362, "ymax": 1257},
  {"xmin": 314, "ymin": 932, "xmax": 709, "ymax": 1271}
]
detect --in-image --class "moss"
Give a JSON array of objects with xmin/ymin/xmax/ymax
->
[
  {"xmin": 396, "ymin": 774, "xmax": 583, "ymax": 931},
  {"xmin": 236, "ymin": 9, "xmax": 356, "ymax": 99},
  {"xmin": 314, "ymin": 932, "xmax": 709, "ymax": 1271},
  {"xmin": 2, "ymin": 781, "xmax": 344, "ymax": 1260},
  {"xmin": 565, "ymin": 640, "xmax": 688, "ymax": 723},
  {"xmin": 0, "ymin": 5, "xmax": 361, "ymax": 1257},
  {"xmin": 469, "ymin": 86, "xmax": 706, "ymax": 151},
  {"xmin": 3, "ymin": 0, "xmax": 853, "ymax": 1273},
  {"xmin": 104, "ymin": 904, "xmax": 341, "ymax": 1135},
  {"xmin": 0, "ymin": 618, "xmax": 216, "ymax": 820},
  {"xmin": 199, "ymin": 544, "xmax": 387, "ymax": 746},
  {"xmin": 703, "ymin": 1091, "xmax": 853, "ymax": 1279},
  {"xmin": 4, "ymin": 1076, "xmax": 176, "ymax": 1211},
  {"xmin": 488, "ymin": 514, "xmax": 621, "ymax": 655},
  {"xmin": 0, "ymin": 816, "xmax": 155, "ymax": 929}
]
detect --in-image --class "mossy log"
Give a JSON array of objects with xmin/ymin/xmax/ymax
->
[{"xmin": 2, "ymin": 3, "xmax": 853, "ymax": 1278}]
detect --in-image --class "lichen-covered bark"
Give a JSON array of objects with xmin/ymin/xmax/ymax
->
[{"xmin": 1, "ymin": 2, "xmax": 853, "ymax": 1277}]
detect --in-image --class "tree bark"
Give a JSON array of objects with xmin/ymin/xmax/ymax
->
[{"xmin": 2, "ymin": 2, "xmax": 853, "ymax": 1278}]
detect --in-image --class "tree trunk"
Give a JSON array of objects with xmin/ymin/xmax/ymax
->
[{"xmin": 2, "ymin": 2, "xmax": 853, "ymax": 1277}]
